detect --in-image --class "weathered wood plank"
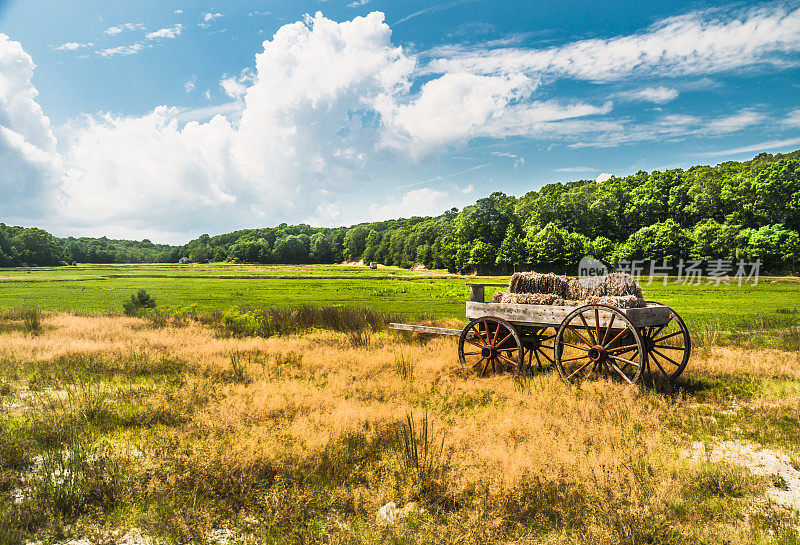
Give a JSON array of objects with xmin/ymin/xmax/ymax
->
[
  {"xmin": 466, "ymin": 282, "xmax": 507, "ymax": 302},
  {"xmin": 465, "ymin": 302, "xmax": 671, "ymax": 328},
  {"xmin": 388, "ymin": 323, "xmax": 471, "ymax": 337}
]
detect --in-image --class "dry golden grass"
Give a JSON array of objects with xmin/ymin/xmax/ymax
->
[{"xmin": 2, "ymin": 312, "xmax": 799, "ymax": 544}]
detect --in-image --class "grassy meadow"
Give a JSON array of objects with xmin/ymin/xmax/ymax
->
[{"xmin": 1, "ymin": 264, "xmax": 800, "ymax": 543}]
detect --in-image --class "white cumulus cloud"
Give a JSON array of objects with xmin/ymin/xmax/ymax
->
[
  {"xmin": 97, "ymin": 43, "xmax": 145, "ymax": 57},
  {"xmin": 596, "ymin": 173, "xmax": 613, "ymax": 182},
  {"xmin": 618, "ymin": 86, "xmax": 679, "ymax": 104},
  {"xmin": 146, "ymin": 24, "xmax": 183, "ymax": 40},
  {"xmin": 53, "ymin": 42, "xmax": 94, "ymax": 51},
  {"xmin": 104, "ymin": 22, "xmax": 146, "ymax": 36},
  {"xmin": 0, "ymin": 34, "xmax": 61, "ymax": 221}
]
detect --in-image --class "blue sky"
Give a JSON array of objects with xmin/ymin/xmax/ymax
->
[{"xmin": 1, "ymin": 0, "xmax": 799, "ymax": 243}]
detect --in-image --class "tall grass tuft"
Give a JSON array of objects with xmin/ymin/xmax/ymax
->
[
  {"xmin": 228, "ymin": 350, "xmax": 252, "ymax": 384},
  {"xmin": 0, "ymin": 307, "xmax": 44, "ymax": 335},
  {"xmin": 394, "ymin": 349, "xmax": 414, "ymax": 381},
  {"xmin": 21, "ymin": 307, "xmax": 42, "ymax": 335},
  {"xmin": 394, "ymin": 411, "xmax": 447, "ymax": 500}
]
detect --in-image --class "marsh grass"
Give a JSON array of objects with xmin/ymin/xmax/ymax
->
[
  {"xmin": 222, "ymin": 304, "xmax": 404, "ymax": 338},
  {"xmin": 1, "ymin": 313, "xmax": 799, "ymax": 544},
  {"xmin": 0, "ymin": 307, "xmax": 43, "ymax": 336}
]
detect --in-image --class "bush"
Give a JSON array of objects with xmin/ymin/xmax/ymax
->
[{"xmin": 122, "ymin": 289, "xmax": 157, "ymax": 316}]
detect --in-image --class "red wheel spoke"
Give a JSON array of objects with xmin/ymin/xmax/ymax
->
[
  {"xmin": 578, "ymin": 312, "xmax": 596, "ymax": 345},
  {"xmin": 537, "ymin": 348, "xmax": 554, "ymax": 364},
  {"xmin": 466, "ymin": 339, "xmax": 486, "ymax": 350},
  {"xmin": 609, "ymin": 363, "xmax": 633, "ymax": 384},
  {"xmin": 609, "ymin": 355, "xmax": 640, "ymax": 368},
  {"xmin": 495, "ymin": 331, "xmax": 514, "ymax": 349},
  {"xmin": 492, "ymin": 322, "xmax": 501, "ymax": 345},
  {"xmin": 471, "ymin": 357, "xmax": 486, "ymax": 369},
  {"xmin": 566, "ymin": 326, "xmax": 594, "ymax": 348},
  {"xmin": 533, "ymin": 349, "xmax": 542, "ymax": 369},
  {"xmin": 497, "ymin": 353, "xmax": 518, "ymax": 367},
  {"xmin": 601, "ymin": 314, "xmax": 615, "ymax": 346},
  {"xmin": 463, "ymin": 351, "xmax": 483, "ymax": 356},
  {"xmin": 561, "ymin": 354, "xmax": 590, "ymax": 363},
  {"xmin": 469, "ymin": 325, "xmax": 485, "ymax": 345},
  {"xmin": 605, "ymin": 327, "xmax": 629, "ymax": 349},
  {"xmin": 607, "ymin": 344, "xmax": 638, "ymax": 354},
  {"xmin": 651, "ymin": 348, "xmax": 680, "ymax": 366},
  {"xmin": 561, "ymin": 342, "xmax": 589, "ymax": 351},
  {"xmin": 481, "ymin": 358, "xmax": 490, "ymax": 376},
  {"xmin": 595, "ymin": 309, "xmax": 601, "ymax": 347},
  {"xmin": 567, "ymin": 359, "xmax": 593, "ymax": 379}
]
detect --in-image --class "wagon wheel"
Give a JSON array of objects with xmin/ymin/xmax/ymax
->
[
  {"xmin": 641, "ymin": 301, "xmax": 691, "ymax": 381},
  {"xmin": 459, "ymin": 317, "xmax": 523, "ymax": 377},
  {"xmin": 522, "ymin": 327, "xmax": 556, "ymax": 372},
  {"xmin": 554, "ymin": 305, "xmax": 646, "ymax": 385}
]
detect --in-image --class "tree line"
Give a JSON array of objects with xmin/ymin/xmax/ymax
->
[{"xmin": 2, "ymin": 150, "xmax": 799, "ymax": 274}]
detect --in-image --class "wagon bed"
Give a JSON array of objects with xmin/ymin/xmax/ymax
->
[{"xmin": 389, "ymin": 281, "xmax": 691, "ymax": 385}]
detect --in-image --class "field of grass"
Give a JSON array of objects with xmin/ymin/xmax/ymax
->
[
  {"xmin": 0, "ymin": 310, "xmax": 799, "ymax": 544},
  {"xmin": 1, "ymin": 263, "xmax": 799, "ymax": 335}
]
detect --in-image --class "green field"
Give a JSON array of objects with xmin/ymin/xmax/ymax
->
[{"xmin": 0, "ymin": 263, "xmax": 798, "ymax": 331}]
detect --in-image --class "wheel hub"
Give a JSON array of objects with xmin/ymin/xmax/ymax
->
[
  {"xmin": 587, "ymin": 345, "xmax": 607, "ymax": 363},
  {"xmin": 481, "ymin": 346, "xmax": 494, "ymax": 359}
]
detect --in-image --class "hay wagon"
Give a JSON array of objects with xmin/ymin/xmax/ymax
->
[{"xmin": 389, "ymin": 282, "xmax": 691, "ymax": 385}]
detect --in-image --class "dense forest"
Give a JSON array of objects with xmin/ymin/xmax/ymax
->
[{"xmin": 2, "ymin": 150, "xmax": 799, "ymax": 274}]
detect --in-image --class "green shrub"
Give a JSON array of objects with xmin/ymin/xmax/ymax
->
[{"xmin": 122, "ymin": 289, "xmax": 157, "ymax": 316}]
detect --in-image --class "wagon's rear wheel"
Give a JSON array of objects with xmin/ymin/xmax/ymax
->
[
  {"xmin": 642, "ymin": 301, "xmax": 691, "ymax": 381},
  {"xmin": 459, "ymin": 317, "xmax": 523, "ymax": 377},
  {"xmin": 554, "ymin": 305, "xmax": 646, "ymax": 385}
]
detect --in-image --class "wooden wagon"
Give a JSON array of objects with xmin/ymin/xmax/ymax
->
[{"xmin": 389, "ymin": 282, "xmax": 691, "ymax": 385}]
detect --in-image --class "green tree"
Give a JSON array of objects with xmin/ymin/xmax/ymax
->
[{"xmin": 496, "ymin": 224, "xmax": 525, "ymax": 268}]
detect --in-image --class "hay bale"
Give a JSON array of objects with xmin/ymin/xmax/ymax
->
[
  {"xmin": 509, "ymin": 272, "xmax": 583, "ymax": 298},
  {"xmin": 493, "ymin": 291, "xmax": 566, "ymax": 305},
  {"xmin": 501, "ymin": 271, "xmax": 645, "ymax": 308}
]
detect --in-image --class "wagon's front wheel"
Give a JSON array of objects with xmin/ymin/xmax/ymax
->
[
  {"xmin": 459, "ymin": 317, "xmax": 523, "ymax": 377},
  {"xmin": 554, "ymin": 305, "xmax": 646, "ymax": 385}
]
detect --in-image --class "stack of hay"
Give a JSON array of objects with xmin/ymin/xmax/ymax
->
[{"xmin": 492, "ymin": 271, "xmax": 645, "ymax": 309}]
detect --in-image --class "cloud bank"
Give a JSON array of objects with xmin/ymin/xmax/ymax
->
[{"xmin": 1, "ymin": 3, "xmax": 799, "ymax": 241}]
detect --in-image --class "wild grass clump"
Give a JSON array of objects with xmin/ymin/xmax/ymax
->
[
  {"xmin": 690, "ymin": 461, "xmax": 759, "ymax": 499},
  {"xmin": 222, "ymin": 305, "xmax": 403, "ymax": 338},
  {"xmin": 228, "ymin": 350, "xmax": 252, "ymax": 384},
  {"xmin": 394, "ymin": 411, "xmax": 448, "ymax": 501},
  {"xmin": 394, "ymin": 350, "xmax": 414, "ymax": 381},
  {"xmin": 0, "ymin": 307, "xmax": 43, "ymax": 335}
]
